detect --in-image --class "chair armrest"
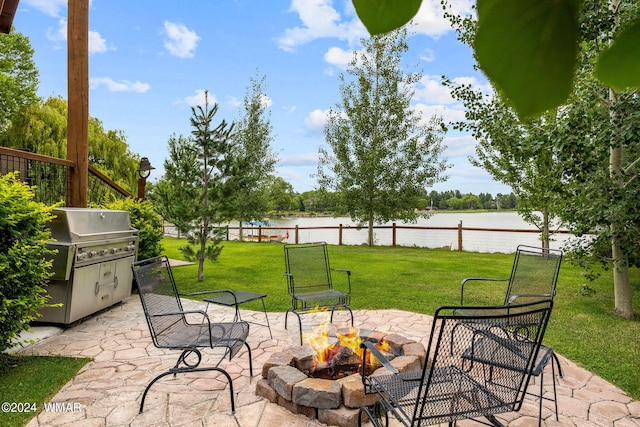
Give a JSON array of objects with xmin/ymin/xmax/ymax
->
[
  {"xmin": 460, "ymin": 277, "xmax": 508, "ymax": 305},
  {"xmin": 331, "ymin": 268, "xmax": 352, "ymax": 294},
  {"xmin": 149, "ymin": 309, "xmax": 212, "ymax": 325},
  {"xmin": 181, "ymin": 289, "xmax": 238, "ymax": 305},
  {"xmin": 361, "ymin": 341, "xmax": 399, "ymax": 375},
  {"xmin": 507, "ymin": 293, "xmax": 552, "ymax": 305}
]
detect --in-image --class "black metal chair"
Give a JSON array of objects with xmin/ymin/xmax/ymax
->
[
  {"xmin": 131, "ymin": 256, "xmax": 253, "ymax": 414},
  {"xmin": 359, "ymin": 300, "xmax": 554, "ymax": 427},
  {"xmin": 459, "ymin": 245, "xmax": 563, "ymax": 424},
  {"xmin": 284, "ymin": 242, "xmax": 352, "ymax": 344}
]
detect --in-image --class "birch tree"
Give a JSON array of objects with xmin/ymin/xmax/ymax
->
[
  {"xmin": 228, "ymin": 73, "xmax": 277, "ymax": 239},
  {"xmin": 317, "ymin": 27, "xmax": 447, "ymax": 246}
]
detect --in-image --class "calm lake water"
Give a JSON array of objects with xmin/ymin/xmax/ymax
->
[{"xmin": 219, "ymin": 212, "xmax": 571, "ymax": 254}]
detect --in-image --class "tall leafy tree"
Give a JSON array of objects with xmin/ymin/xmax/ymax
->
[
  {"xmin": 317, "ymin": 27, "xmax": 447, "ymax": 246},
  {"xmin": 444, "ymin": 77, "xmax": 565, "ymax": 249},
  {"xmin": 264, "ymin": 175, "xmax": 297, "ymax": 213},
  {"xmin": 1, "ymin": 96, "xmax": 140, "ymax": 194},
  {"xmin": 154, "ymin": 92, "xmax": 235, "ymax": 281},
  {"xmin": 552, "ymin": 0, "xmax": 640, "ymax": 319},
  {"xmin": 0, "ymin": 29, "xmax": 38, "ymax": 130},
  {"xmin": 444, "ymin": 0, "xmax": 640, "ymax": 318},
  {"xmin": 229, "ymin": 72, "xmax": 277, "ymax": 239}
]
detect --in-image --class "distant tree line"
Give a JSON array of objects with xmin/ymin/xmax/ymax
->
[{"xmin": 262, "ymin": 187, "xmax": 518, "ymax": 215}]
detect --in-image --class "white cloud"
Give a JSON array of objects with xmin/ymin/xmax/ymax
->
[
  {"xmin": 411, "ymin": 0, "xmax": 474, "ymax": 38},
  {"xmin": 184, "ymin": 89, "xmax": 214, "ymax": 107},
  {"xmin": 414, "ymin": 103, "xmax": 466, "ymax": 126},
  {"xmin": 89, "ymin": 77, "xmax": 150, "ymax": 93},
  {"xmin": 279, "ymin": 153, "xmax": 319, "ymax": 166},
  {"xmin": 304, "ymin": 109, "xmax": 330, "ymax": 133},
  {"xmin": 45, "ymin": 19, "xmax": 66, "ymax": 44},
  {"xmin": 88, "ymin": 30, "xmax": 108, "ymax": 54},
  {"xmin": 46, "ymin": 19, "xmax": 111, "ymax": 54},
  {"xmin": 414, "ymin": 75, "xmax": 456, "ymax": 105},
  {"xmin": 324, "ymin": 46, "xmax": 353, "ymax": 69},
  {"xmin": 442, "ymin": 135, "xmax": 477, "ymax": 158},
  {"xmin": 259, "ymin": 94, "xmax": 273, "ymax": 108},
  {"xmin": 24, "ymin": 0, "xmax": 68, "ymax": 17},
  {"xmin": 420, "ymin": 48, "xmax": 436, "ymax": 62},
  {"xmin": 276, "ymin": 0, "xmax": 365, "ymax": 52},
  {"xmin": 162, "ymin": 21, "xmax": 200, "ymax": 58}
]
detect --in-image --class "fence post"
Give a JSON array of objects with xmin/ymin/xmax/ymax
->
[
  {"xmin": 392, "ymin": 223, "xmax": 397, "ymax": 247},
  {"xmin": 339, "ymin": 224, "xmax": 343, "ymax": 245},
  {"xmin": 258, "ymin": 224, "xmax": 262, "ymax": 243},
  {"xmin": 458, "ymin": 221, "xmax": 463, "ymax": 251},
  {"xmin": 295, "ymin": 225, "xmax": 299, "ymax": 244}
]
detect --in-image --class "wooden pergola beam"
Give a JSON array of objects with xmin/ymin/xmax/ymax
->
[
  {"xmin": 66, "ymin": 0, "xmax": 89, "ymax": 207},
  {"xmin": 0, "ymin": 0, "xmax": 20, "ymax": 34}
]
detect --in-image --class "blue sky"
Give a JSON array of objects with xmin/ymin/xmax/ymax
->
[{"xmin": 12, "ymin": 0, "xmax": 510, "ymax": 195}]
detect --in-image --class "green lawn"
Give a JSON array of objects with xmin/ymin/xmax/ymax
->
[
  {"xmin": 0, "ymin": 355, "xmax": 90, "ymax": 427},
  {"xmin": 164, "ymin": 237, "xmax": 640, "ymax": 400}
]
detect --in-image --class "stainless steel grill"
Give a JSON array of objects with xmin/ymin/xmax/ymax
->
[{"xmin": 38, "ymin": 208, "xmax": 138, "ymax": 324}]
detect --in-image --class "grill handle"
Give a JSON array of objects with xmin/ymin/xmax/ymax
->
[{"xmin": 94, "ymin": 276, "xmax": 118, "ymax": 295}]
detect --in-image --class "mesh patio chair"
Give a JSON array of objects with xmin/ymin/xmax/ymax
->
[
  {"xmin": 359, "ymin": 300, "xmax": 553, "ymax": 427},
  {"xmin": 131, "ymin": 256, "xmax": 253, "ymax": 414},
  {"xmin": 284, "ymin": 242, "xmax": 352, "ymax": 344},
  {"xmin": 459, "ymin": 245, "xmax": 563, "ymax": 425}
]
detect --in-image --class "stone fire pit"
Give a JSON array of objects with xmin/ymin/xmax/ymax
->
[{"xmin": 256, "ymin": 332, "xmax": 427, "ymax": 427}]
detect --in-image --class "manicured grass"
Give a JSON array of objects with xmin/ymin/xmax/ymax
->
[
  {"xmin": 0, "ymin": 354, "xmax": 90, "ymax": 427},
  {"xmin": 164, "ymin": 237, "xmax": 640, "ymax": 400}
]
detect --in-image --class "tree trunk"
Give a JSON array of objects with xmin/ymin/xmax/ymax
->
[
  {"xmin": 198, "ymin": 222, "xmax": 206, "ymax": 282},
  {"xmin": 239, "ymin": 221, "xmax": 244, "ymax": 242},
  {"xmin": 368, "ymin": 210, "xmax": 374, "ymax": 247},
  {"xmin": 609, "ymin": 87, "xmax": 634, "ymax": 319},
  {"xmin": 542, "ymin": 209, "xmax": 550, "ymax": 250}
]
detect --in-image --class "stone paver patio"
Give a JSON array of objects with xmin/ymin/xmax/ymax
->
[{"xmin": 16, "ymin": 295, "xmax": 640, "ymax": 427}]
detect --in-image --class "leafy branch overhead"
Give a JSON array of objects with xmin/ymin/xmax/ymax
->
[{"xmin": 352, "ymin": 0, "xmax": 640, "ymax": 118}]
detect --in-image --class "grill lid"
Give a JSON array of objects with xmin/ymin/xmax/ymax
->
[{"xmin": 48, "ymin": 207, "xmax": 137, "ymax": 243}]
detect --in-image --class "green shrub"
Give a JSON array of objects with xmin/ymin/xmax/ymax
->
[
  {"xmin": 104, "ymin": 198, "xmax": 163, "ymax": 260},
  {"xmin": 0, "ymin": 173, "xmax": 56, "ymax": 354}
]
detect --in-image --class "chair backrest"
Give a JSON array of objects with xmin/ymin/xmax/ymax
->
[
  {"xmin": 414, "ymin": 300, "xmax": 553, "ymax": 424},
  {"xmin": 131, "ymin": 256, "xmax": 187, "ymax": 348},
  {"xmin": 505, "ymin": 245, "xmax": 562, "ymax": 305},
  {"xmin": 284, "ymin": 242, "xmax": 332, "ymax": 296}
]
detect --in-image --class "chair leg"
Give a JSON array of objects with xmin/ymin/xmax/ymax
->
[
  {"xmin": 139, "ymin": 363, "xmax": 235, "ymax": 414},
  {"xmin": 552, "ymin": 351, "xmax": 564, "ymax": 378},
  {"xmin": 329, "ymin": 306, "xmax": 354, "ymax": 327},
  {"xmin": 244, "ymin": 341, "xmax": 254, "ymax": 377},
  {"xmin": 285, "ymin": 309, "xmax": 304, "ymax": 345},
  {"xmin": 538, "ymin": 370, "xmax": 544, "ymax": 427},
  {"xmin": 550, "ymin": 353, "xmax": 559, "ymax": 421}
]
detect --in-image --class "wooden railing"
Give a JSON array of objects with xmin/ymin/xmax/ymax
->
[
  {"xmin": 0, "ymin": 146, "xmax": 133, "ymax": 206},
  {"xmin": 163, "ymin": 222, "xmax": 571, "ymax": 253}
]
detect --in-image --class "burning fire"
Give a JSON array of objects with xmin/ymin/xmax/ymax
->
[{"xmin": 306, "ymin": 312, "xmax": 391, "ymax": 373}]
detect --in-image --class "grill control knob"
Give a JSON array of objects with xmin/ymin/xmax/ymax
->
[
  {"xmin": 76, "ymin": 252, "xmax": 86, "ymax": 261},
  {"xmin": 100, "ymin": 249, "xmax": 108, "ymax": 256},
  {"xmin": 110, "ymin": 247, "xmax": 118, "ymax": 254},
  {"xmin": 88, "ymin": 250, "xmax": 97, "ymax": 258}
]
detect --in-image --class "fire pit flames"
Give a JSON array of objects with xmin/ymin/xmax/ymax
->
[
  {"xmin": 257, "ymin": 313, "xmax": 427, "ymax": 427},
  {"xmin": 306, "ymin": 319, "xmax": 393, "ymax": 380}
]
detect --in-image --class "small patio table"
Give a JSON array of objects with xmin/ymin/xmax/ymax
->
[{"xmin": 204, "ymin": 290, "xmax": 272, "ymax": 339}]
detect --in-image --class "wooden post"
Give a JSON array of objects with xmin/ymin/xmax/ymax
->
[
  {"xmin": 338, "ymin": 224, "xmax": 343, "ymax": 245},
  {"xmin": 67, "ymin": 0, "xmax": 89, "ymax": 207},
  {"xmin": 458, "ymin": 221, "xmax": 463, "ymax": 251},
  {"xmin": 392, "ymin": 223, "xmax": 397, "ymax": 247},
  {"xmin": 295, "ymin": 225, "xmax": 299, "ymax": 244}
]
